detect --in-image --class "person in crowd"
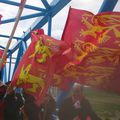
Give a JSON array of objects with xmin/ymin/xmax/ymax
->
[
  {"xmin": 4, "ymin": 81, "xmax": 24, "ymax": 120},
  {"xmin": 23, "ymin": 91, "xmax": 40, "ymax": 120},
  {"xmin": 58, "ymin": 83, "xmax": 101, "ymax": 120},
  {"xmin": 40, "ymin": 93, "xmax": 56, "ymax": 120},
  {"xmin": 0, "ymin": 81, "xmax": 7, "ymax": 120}
]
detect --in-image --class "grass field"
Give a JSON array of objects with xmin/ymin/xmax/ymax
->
[{"xmin": 83, "ymin": 87, "xmax": 120, "ymax": 120}]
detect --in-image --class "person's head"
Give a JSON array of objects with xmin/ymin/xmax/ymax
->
[
  {"xmin": 72, "ymin": 83, "xmax": 83, "ymax": 100},
  {"xmin": 0, "ymin": 82, "xmax": 7, "ymax": 99}
]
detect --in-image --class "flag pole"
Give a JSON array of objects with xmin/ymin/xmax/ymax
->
[{"xmin": 0, "ymin": 0, "xmax": 27, "ymax": 71}]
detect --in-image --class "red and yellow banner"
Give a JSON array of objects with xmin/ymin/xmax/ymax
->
[
  {"xmin": 60, "ymin": 8, "xmax": 120, "ymax": 93},
  {"xmin": 11, "ymin": 8, "xmax": 120, "ymax": 105},
  {"xmin": 11, "ymin": 29, "xmax": 68, "ymax": 105}
]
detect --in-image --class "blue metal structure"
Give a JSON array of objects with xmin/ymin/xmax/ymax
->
[
  {"xmin": 0, "ymin": 0, "xmax": 71, "ymax": 82},
  {"xmin": 0, "ymin": 0, "xmax": 119, "ymax": 84},
  {"xmin": 99, "ymin": 0, "xmax": 118, "ymax": 12}
]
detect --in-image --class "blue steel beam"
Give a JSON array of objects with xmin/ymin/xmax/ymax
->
[
  {"xmin": 0, "ymin": 0, "xmax": 46, "ymax": 12},
  {"xmin": 12, "ymin": 41, "xmax": 24, "ymax": 76},
  {"xmin": 22, "ymin": 15, "xmax": 48, "ymax": 41},
  {"xmin": 14, "ymin": 41, "xmax": 26, "ymax": 74},
  {"xmin": 2, "ymin": 66, "xmax": 7, "ymax": 82},
  {"xmin": 21, "ymin": 41, "xmax": 27, "ymax": 52},
  {"xmin": 99, "ymin": 0, "xmax": 118, "ymax": 12},
  {"xmin": 9, "ymin": 0, "xmax": 71, "ymax": 54},
  {"xmin": 0, "ymin": 46, "xmax": 5, "ymax": 50},
  {"xmin": 1, "ymin": 12, "xmax": 45, "ymax": 24},
  {"xmin": 8, "ymin": 40, "xmax": 22, "ymax": 56},
  {"xmin": 48, "ymin": 15, "xmax": 52, "ymax": 36},
  {"xmin": 50, "ymin": 0, "xmax": 70, "ymax": 16},
  {"xmin": 0, "ymin": 46, "xmax": 11, "ymax": 52},
  {"xmin": 0, "ymin": 34, "xmax": 22, "ymax": 39},
  {"xmin": 22, "ymin": 0, "xmax": 71, "ymax": 41},
  {"xmin": 41, "ymin": 0, "xmax": 51, "ymax": 9}
]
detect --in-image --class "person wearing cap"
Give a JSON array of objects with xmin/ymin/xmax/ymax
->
[{"xmin": 58, "ymin": 83, "xmax": 101, "ymax": 120}]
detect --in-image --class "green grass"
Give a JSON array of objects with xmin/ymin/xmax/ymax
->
[{"xmin": 83, "ymin": 87, "xmax": 120, "ymax": 120}]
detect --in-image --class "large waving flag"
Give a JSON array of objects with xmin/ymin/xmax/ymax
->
[
  {"xmin": 62, "ymin": 8, "xmax": 97, "ymax": 46},
  {"xmin": 62, "ymin": 8, "xmax": 120, "ymax": 46},
  {"xmin": 11, "ymin": 29, "xmax": 68, "ymax": 105},
  {"xmin": 10, "ymin": 8, "xmax": 120, "ymax": 105},
  {"xmin": 60, "ymin": 8, "xmax": 120, "ymax": 94}
]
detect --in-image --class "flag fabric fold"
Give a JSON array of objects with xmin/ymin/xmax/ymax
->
[
  {"xmin": 60, "ymin": 8, "xmax": 120, "ymax": 93},
  {"xmin": 11, "ymin": 29, "xmax": 69, "ymax": 105},
  {"xmin": 11, "ymin": 8, "xmax": 120, "ymax": 105}
]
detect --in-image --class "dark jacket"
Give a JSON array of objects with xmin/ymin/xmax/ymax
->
[
  {"xmin": 23, "ymin": 93, "xmax": 40, "ymax": 120},
  {"xmin": 40, "ymin": 95, "xmax": 56, "ymax": 120},
  {"xmin": 58, "ymin": 96, "xmax": 101, "ymax": 120},
  {"xmin": 4, "ymin": 93, "xmax": 24, "ymax": 120}
]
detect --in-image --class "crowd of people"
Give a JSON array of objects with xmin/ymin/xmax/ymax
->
[
  {"xmin": 0, "ymin": 81, "xmax": 56, "ymax": 120},
  {"xmin": 0, "ymin": 81, "xmax": 105, "ymax": 120}
]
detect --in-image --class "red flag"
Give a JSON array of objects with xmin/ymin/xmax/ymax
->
[
  {"xmin": 62, "ymin": 8, "xmax": 97, "ymax": 46},
  {"xmin": 11, "ymin": 29, "xmax": 46, "ymax": 105},
  {"xmin": 27, "ymin": 33, "xmax": 68, "ymax": 105},
  {"xmin": 61, "ymin": 8, "xmax": 120, "ymax": 94},
  {"xmin": 11, "ymin": 29, "xmax": 68, "ymax": 105}
]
